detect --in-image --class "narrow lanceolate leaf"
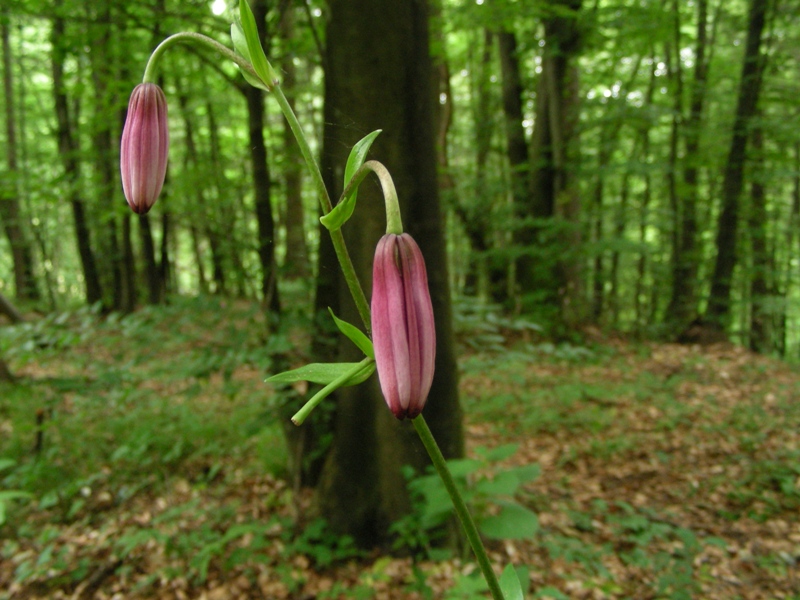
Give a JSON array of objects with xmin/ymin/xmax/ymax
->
[
  {"xmin": 328, "ymin": 308, "xmax": 374, "ymax": 358},
  {"xmin": 238, "ymin": 0, "xmax": 275, "ymax": 87},
  {"xmin": 320, "ymin": 130, "xmax": 381, "ymax": 231},
  {"xmin": 265, "ymin": 362, "xmax": 374, "ymax": 386},
  {"xmin": 291, "ymin": 359, "xmax": 376, "ymax": 425},
  {"xmin": 231, "ymin": 22, "xmax": 271, "ymax": 91},
  {"xmin": 499, "ymin": 564, "xmax": 526, "ymax": 600}
]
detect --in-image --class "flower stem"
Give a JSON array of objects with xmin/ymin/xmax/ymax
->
[
  {"xmin": 143, "ymin": 32, "xmax": 260, "ymax": 84},
  {"xmin": 270, "ymin": 84, "xmax": 372, "ymax": 332},
  {"xmin": 291, "ymin": 358, "xmax": 374, "ymax": 425},
  {"xmin": 412, "ymin": 415, "xmax": 504, "ymax": 600},
  {"xmin": 341, "ymin": 161, "xmax": 402, "ymax": 235}
]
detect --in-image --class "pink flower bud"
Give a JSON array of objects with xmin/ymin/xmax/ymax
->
[
  {"xmin": 371, "ymin": 233, "xmax": 436, "ymax": 420},
  {"xmin": 120, "ymin": 83, "xmax": 169, "ymax": 214}
]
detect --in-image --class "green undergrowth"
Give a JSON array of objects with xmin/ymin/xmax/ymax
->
[{"xmin": 0, "ymin": 296, "xmax": 798, "ymax": 598}]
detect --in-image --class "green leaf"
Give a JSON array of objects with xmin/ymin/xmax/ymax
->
[
  {"xmin": 238, "ymin": 0, "xmax": 274, "ymax": 86},
  {"xmin": 445, "ymin": 458, "xmax": 483, "ymax": 478},
  {"xmin": 0, "ymin": 458, "xmax": 16, "ymax": 473},
  {"xmin": 500, "ymin": 564, "xmax": 526, "ymax": 600},
  {"xmin": 534, "ymin": 586, "xmax": 569, "ymax": 600},
  {"xmin": 479, "ymin": 502, "xmax": 539, "ymax": 540},
  {"xmin": 230, "ymin": 22, "xmax": 271, "ymax": 91},
  {"xmin": 507, "ymin": 463, "xmax": 541, "ymax": 484},
  {"xmin": 265, "ymin": 362, "xmax": 374, "ymax": 386},
  {"xmin": 0, "ymin": 491, "xmax": 33, "ymax": 526},
  {"xmin": 475, "ymin": 470, "xmax": 522, "ymax": 497},
  {"xmin": 320, "ymin": 130, "xmax": 381, "ymax": 231},
  {"xmin": 477, "ymin": 443, "xmax": 519, "ymax": 462},
  {"xmin": 328, "ymin": 308, "xmax": 374, "ymax": 358}
]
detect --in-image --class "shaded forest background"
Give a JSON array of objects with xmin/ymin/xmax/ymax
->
[
  {"xmin": 1, "ymin": 0, "xmax": 800, "ymax": 597},
  {"xmin": 1, "ymin": 0, "xmax": 799, "ymax": 351}
]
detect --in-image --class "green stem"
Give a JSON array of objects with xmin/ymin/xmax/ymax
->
[
  {"xmin": 143, "ymin": 32, "xmax": 260, "ymax": 84},
  {"xmin": 340, "ymin": 161, "xmax": 402, "ymax": 235},
  {"xmin": 291, "ymin": 358, "xmax": 374, "ymax": 425},
  {"xmin": 412, "ymin": 415, "xmax": 504, "ymax": 600},
  {"xmin": 142, "ymin": 32, "xmax": 370, "ymax": 331},
  {"xmin": 270, "ymin": 85, "xmax": 372, "ymax": 332}
]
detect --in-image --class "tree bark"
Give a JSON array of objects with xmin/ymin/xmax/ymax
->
[
  {"xmin": 279, "ymin": 6, "xmax": 310, "ymax": 281},
  {"xmin": 1, "ymin": 14, "xmax": 39, "ymax": 302},
  {"xmin": 517, "ymin": 0, "xmax": 583, "ymax": 326},
  {"xmin": 88, "ymin": 3, "xmax": 125, "ymax": 311},
  {"xmin": 0, "ymin": 354, "xmax": 13, "ymax": 382},
  {"xmin": 748, "ymin": 121, "xmax": 769, "ymax": 352},
  {"xmin": 666, "ymin": 0, "xmax": 709, "ymax": 328},
  {"xmin": 51, "ymin": 2, "xmax": 103, "ymax": 306},
  {"xmin": 705, "ymin": 0, "xmax": 768, "ymax": 328},
  {"xmin": 663, "ymin": 0, "xmax": 684, "ymax": 324},
  {"xmin": 0, "ymin": 290, "xmax": 23, "ymax": 323},
  {"xmin": 244, "ymin": 0, "xmax": 280, "ymax": 312},
  {"xmin": 316, "ymin": 0, "xmax": 463, "ymax": 547}
]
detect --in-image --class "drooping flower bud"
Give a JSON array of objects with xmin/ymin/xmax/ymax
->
[
  {"xmin": 371, "ymin": 233, "xmax": 436, "ymax": 420},
  {"xmin": 120, "ymin": 83, "xmax": 169, "ymax": 214}
]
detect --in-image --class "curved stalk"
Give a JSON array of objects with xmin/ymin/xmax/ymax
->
[
  {"xmin": 270, "ymin": 84, "xmax": 372, "ymax": 331},
  {"xmin": 339, "ymin": 161, "xmax": 402, "ymax": 235},
  {"xmin": 143, "ymin": 32, "xmax": 260, "ymax": 84},
  {"xmin": 413, "ymin": 415, "xmax": 504, "ymax": 600}
]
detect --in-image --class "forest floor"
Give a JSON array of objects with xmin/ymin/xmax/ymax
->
[{"xmin": 0, "ymin": 296, "xmax": 798, "ymax": 599}]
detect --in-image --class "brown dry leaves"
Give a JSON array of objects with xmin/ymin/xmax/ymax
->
[{"xmin": 2, "ymin": 329, "xmax": 800, "ymax": 599}]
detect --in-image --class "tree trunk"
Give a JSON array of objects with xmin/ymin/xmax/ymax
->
[
  {"xmin": 666, "ymin": 0, "xmax": 709, "ymax": 328},
  {"xmin": 245, "ymin": 0, "xmax": 280, "ymax": 312},
  {"xmin": 497, "ymin": 29, "xmax": 529, "ymax": 305},
  {"xmin": 663, "ymin": 0, "xmax": 684, "ymax": 325},
  {"xmin": 457, "ymin": 29, "xmax": 494, "ymax": 299},
  {"xmin": 279, "ymin": 7, "xmax": 310, "ymax": 281},
  {"xmin": 517, "ymin": 0, "xmax": 583, "ymax": 326},
  {"xmin": 176, "ymin": 81, "xmax": 210, "ymax": 295},
  {"xmin": 634, "ymin": 58, "xmax": 657, "ymax": 333},
  {"xmin": 139, "ymin": 214, "xmax": 161, "ymax": 303},
  {"xmin": 1, "ymin": 14, "xmax": 39, "ymax": 302},
  {"xmin": 51, "ymin": 2, "xmax": 103, "ymax": 306},
  {"xmin": 705, "ymin": 0, "xmax": 768, "ymax": 328},
  {"xmin": 748, "ymin": 122, "xmax": 769, "ymax": 352},
  {"xmin": 316, "ymin": 0, "xmax": 463, "ymax": 547},
  {"xmin": 88, "ymin": 4, "xmax": 125, "ymax": 311},
  {"xmin": 498, "ymin": 30, "xmax": 529, "ymax": 212},
  {"xmin": 0, "ymin": 290, "xmax": 23, "ymax": 323},
  {"xmin": 0, "ymin": 354, "xmax": 13, "ymax": 382}
]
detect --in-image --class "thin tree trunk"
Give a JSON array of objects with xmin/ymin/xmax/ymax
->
[
  {"xmin": 204, "ymin": 101, "xmax": 229, "ymax": 295},
  {"xmin": 0, "ymin": 291, "xmax": 23, "ymax": 323},
  {"xmin": 176, "ymin": 81, "xmax": 210, "ymax": 295},
  {"xmin": 705, "ymin": 0, "xmax": 768, "ymax": 328},
  {"xmin": 460, "ymin": 29, "xmax": 494, "ymax": 299},
  {"xmin": 0, "ymin": 355, "xmax": 13, "ymax": 382},
  {"xmin": 1, "ymin": 14, "xmax": 39, "ymax": 302},
  {"xmin": 666, "ymin": 0, "xmax": 709, "ymax": 327},
  {"xmin": 88, "ymin": 4, "xmax": 124, "ymax": 311},
  {"xmin": 139, "ymin": 215, "xmax": 160, "ymax": 303},
  {"xmin": 635, "ymin": 58, "xmax": 657, "ymax": 333},
  {"xmin": 749, "ymin": 121, "xmax": 769, "ymax": 352},
  {"xmin": 279, "ymin": 7, "xmax": 310, "ymax": 281},
  {"xmin": 245, "ymin": 0, "xmax": 280, "ymax": 312},
  {"xmin": 784, "ymin": 143, "xmax": 800, "ymax": 355},
  {"xmin": 663, "ymin": 0, "xmax": 684, "ymax": 324},
  {"xmin": 51, "ymin": 2, "xmax": 103, "ymax": 306},
  {"xmin": 518, "ymin": 0, "xmax": 583, "ymax": 326},
  {"xmin": 497, "ymin": 29, "xmax": 528, "ymax": 304}
]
